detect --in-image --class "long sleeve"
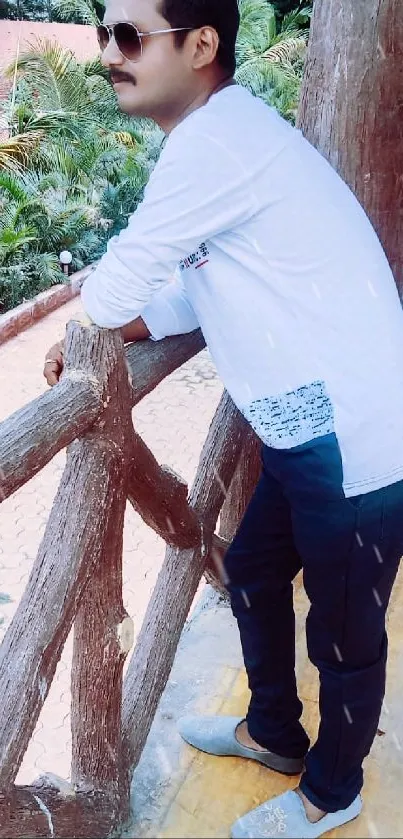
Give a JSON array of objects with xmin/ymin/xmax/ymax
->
[
  {"xmin": 80, "ymin": 126, "xmax": 255, "ymax": 328},
  {"xmin": 141, "ymin": 276, "xmax": 199, "ymax": 340}
]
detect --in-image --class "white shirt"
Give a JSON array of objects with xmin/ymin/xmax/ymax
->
[{"xmin": 81, "ymin": 85, "xmax": 403, "ymax": 497}]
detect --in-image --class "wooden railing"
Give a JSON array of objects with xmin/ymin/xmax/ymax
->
[{"xmin": 0, "ymin": 318, "xmax": 261, "ymax": 838}]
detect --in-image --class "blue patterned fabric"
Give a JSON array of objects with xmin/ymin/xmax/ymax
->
[{"xmin": 243, "ymin": 380, "xmax": 335, "ymax": 449}]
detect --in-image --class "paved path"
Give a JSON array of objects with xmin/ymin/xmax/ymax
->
[{"xmin": 0, "ymin": 297, "xmax": 222, "ymax": 785}]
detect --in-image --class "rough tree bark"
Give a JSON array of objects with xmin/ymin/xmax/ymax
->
[
  {"xmin": 219, "ymin": 429, "xmax": 261, "ymax": 541},
  {"xmin": 298, "ymin": 0, "xmax": 403, "ymax": 292},
  {"xmin": 0, "ymin": 783, "xmax": 117, "ymax": 839}
]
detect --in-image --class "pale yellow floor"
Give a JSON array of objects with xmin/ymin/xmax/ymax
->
[{"xmin": 138, "ymin": 570, "xmax": 403, "ymax": 839}]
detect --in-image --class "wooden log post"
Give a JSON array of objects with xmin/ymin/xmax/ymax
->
[
  {"xmin": 298, "ymin": 0, "xmax": 403, "ymax": 293},
  {"xmin": 122, "ymin": 393, "xmax": 249, "ymax": 771},
  {"xmin": 69, "ymin": 321, "xmax": 135, "ymax": 820},
  {"xmin": 0, "ymin": 322, "xmax": 130, "ymax": 822}
]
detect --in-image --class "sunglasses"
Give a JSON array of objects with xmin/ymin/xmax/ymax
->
[{"xmin": 97, "ymin": 22, "xmax": 193, "ymax": 63}]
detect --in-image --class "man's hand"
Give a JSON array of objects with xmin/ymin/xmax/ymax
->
[
  {"xmin": 43, "ymin": 341, "xmax": 64, "ymax": 387},
  {"xmin": 43, "ymin": 318, "xmax": 150, "ymax": 388}
]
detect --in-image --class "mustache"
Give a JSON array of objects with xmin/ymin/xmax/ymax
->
[{"xmin": 110, "ymin": 71, "xmax": 136, "ymax": 84}]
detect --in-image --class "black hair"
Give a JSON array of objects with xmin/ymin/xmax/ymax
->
[{"xmin": 159, "ymin": 0, "xmax": 240, "ymax": 76}]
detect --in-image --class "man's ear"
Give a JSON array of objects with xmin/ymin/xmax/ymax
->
[{"xmin": 189, "ymin": 26, "xmax": 220, "ymax": 70}]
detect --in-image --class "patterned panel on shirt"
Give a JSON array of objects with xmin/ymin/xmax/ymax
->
[{"xmin": 243, "ymin": 380, "xmax": 335, "ymax": 449}]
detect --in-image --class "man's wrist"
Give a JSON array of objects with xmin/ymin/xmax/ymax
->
[{"xmin": 122, "ymin": 316, "xmax": 151, "ymax": 344}]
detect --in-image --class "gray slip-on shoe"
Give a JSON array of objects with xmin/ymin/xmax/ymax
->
[
  {"xmin": 178, "ymin": 715, "xmax": 304, "ymax": 775},
  {"xmin": 231, "ymin": 789, "xmax": 363, "ymax": 838}
]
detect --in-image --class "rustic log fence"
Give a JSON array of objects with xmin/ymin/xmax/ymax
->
[
  {"xmin": 0, "ymin": 319, "xmax": 260, "ymax": 838},
  {"xmin": 1, "ymin": 2, "xmax": 400, "ymax": 832}
]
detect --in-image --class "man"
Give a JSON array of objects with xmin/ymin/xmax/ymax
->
[{"xmin": 44, "ymin": 1, "xmax": 403, "ymax": 836}]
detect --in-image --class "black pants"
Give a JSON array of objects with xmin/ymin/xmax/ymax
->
[{"xmin": 224, "ymin": 441, "xmax": 403, "ymax": 812}]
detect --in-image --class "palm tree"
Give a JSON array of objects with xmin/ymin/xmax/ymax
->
[
  {"xmin": 0, "ymin": 39, "xmax": 157, "ymax": 310},
  {"xmin": 236, "ymin": 0, "xmax": 310, "ymax": 121}
]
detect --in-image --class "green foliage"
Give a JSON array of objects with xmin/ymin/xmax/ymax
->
[
  {"xmin": 0, "ymin": 0, "xmax": 310, "ymax": 313},
  {"xmin": 270, "ymin": 0, "xmax": 311, "ymax": 26},
  {"xmin": 0, "ymin": 0, "xmax": 103, "ymax": 22},
  {"xmin": 236, "ymin": 0, "xmax": 309, "ymax": 121},
  {"xmin": 0, "ymin": 0, "xmax": 50, "ymax": 21},
  {"xmin": 51, "ymin": 0, "xmax": 103, "ymax": 26},
  {"xmin": 0, "ymin": 38, "xmax": 160, "ymax": 311}
]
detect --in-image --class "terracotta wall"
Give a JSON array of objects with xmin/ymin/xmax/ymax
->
[{"xmin": 0, "ymin": 20, "xmax": 99, "ymax": 101}]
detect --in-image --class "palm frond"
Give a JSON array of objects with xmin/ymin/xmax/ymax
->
[
  {"xmin": 51, "ymin": 0, "xmax": 102, "ymax": 26},
  {"xmin": 281, "ymin": 6, "xmax": 312, "ymax": 33},
  {"xmin": 263, "ymin": 35, "xmax": 307, "ymax": 65},
  {"xmin": 0, "ymin": 170, "xmax": 30, "ymax": 201},
  {"xmin": 235, "ymin": 0, "xmax": 308, "ymax": 120},
  {"xmin": 0, "ymin": 131, "xmax": 44, "ymax": 171},
  {"xmin": 0, "ymin": 226, "xmax": 37, "ymax": 256},
  {"xmin": 82, "ymin": 57, "xmax": 109, "ymax": 79},
  {"xmin": 6, "ymin": 37, "xmax": 76, "ymax": 80}
]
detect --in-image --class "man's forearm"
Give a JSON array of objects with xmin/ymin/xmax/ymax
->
[{"xmin": 121, "ymin": 316, "xmax": 151, "ymax": 344}]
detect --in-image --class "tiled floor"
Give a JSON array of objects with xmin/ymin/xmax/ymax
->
[{"xmin": 0, "ymin": 297, "xmax": 223, "ymax": 786}]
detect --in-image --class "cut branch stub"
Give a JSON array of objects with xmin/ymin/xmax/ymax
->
[{"xmin": 0, "ymin": 782, "xmax": 120, "ymax": 839}]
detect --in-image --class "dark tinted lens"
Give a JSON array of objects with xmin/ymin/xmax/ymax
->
[
  {"xmin": 114, "ymin": 23, "xmax": 142, "ymax": 60},
  {"xmin": 96, "ymin": 25, "xmax": 110, "ymax": 51}
]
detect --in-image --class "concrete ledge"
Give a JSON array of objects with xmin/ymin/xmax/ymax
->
[{"xmin": 0, "ymin": 264, "xmax": 97, "ymax": 348}]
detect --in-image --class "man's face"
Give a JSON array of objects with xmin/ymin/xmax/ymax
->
[{"xmin": 101, "ymin": 0, "xmax": 195, "ymax": 122}]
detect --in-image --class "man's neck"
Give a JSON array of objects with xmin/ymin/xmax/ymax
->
[{"xmin": 159, "ymin": 76, "xmax": 236, "ymax": 136}]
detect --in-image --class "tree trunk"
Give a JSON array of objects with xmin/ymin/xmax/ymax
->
[{"xmin": 298, "ymin": 0, "xmax": 403, "ymax": 292}]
